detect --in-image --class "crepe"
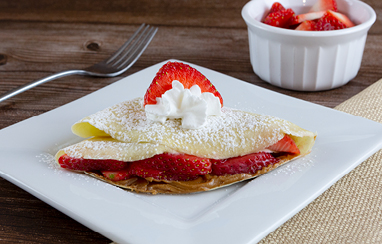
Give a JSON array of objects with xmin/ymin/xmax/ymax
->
[{"xmin": 55, "ymin": 97, "xmax": 316, "ymax": 194}]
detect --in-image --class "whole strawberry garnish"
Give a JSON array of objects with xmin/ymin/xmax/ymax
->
[
  {"xmin": 129, "ymin": 153, "xmax": 212, "ymax": 181},
  {"xmin": 58, "ymin": 154, "xmax": 128, "ymax": 171},
  {"xmin": 143, "ymin": 61, "xmax": 223, "ymax": 106},
  {"xmin": 211, "ymin": 152, "xmax": 280, "ymax": 176},
  {"xmin": 267, "ymin": 134, "xmax": 300, "ymax": 154},
  {"xmin": 263, "ymin": 8, "xmax": 295, "ymax": 28}
]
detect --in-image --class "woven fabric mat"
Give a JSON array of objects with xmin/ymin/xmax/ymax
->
[{"xmin": 260, "ymin": 79, "xmax": 382, "ymax": 244}]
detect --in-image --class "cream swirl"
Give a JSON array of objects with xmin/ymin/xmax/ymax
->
[{"xmin": 144, "ymin": 80, "xmax": 222, "ymax": 129}]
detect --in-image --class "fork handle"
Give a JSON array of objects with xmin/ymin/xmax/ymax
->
[{"xmin": 0, "ymin": 70, "xmax": 86, "ymax": 103}]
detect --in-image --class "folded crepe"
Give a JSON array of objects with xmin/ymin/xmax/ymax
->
[{"xmin": 55, "ymin": 97, "xmax": 316, "ymax": 194}]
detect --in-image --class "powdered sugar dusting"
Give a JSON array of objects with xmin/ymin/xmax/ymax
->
[
  {"xmin": 270, "ymin": 156, "xmax": 316, "ymax": 177},
  {"xmin": 37, "ymin": 153, "xmax": 59, "ymax": 170},
  {"xmin": 61, "ymin": 138, "xmax": 174, "ymax": 161},
  {"xmin": 37, "ymin": 153, "xmax": 110, "ymax": 186}
]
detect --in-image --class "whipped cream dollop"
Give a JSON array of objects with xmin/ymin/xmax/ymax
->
[{"xmin": 145, "ymin": 80, "xmax": 222, "ymax": 129}]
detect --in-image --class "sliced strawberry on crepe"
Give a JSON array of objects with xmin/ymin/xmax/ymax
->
[
  {"xmin": 58, "ymin": 154, "xmax": 128, "ymax": 171},
  {"xmin": 212, "ymin": 135, "xmax": 299, "ymax": 175},
  {"xmin": 309, "ymin": 0, "xmax": 338, "ymax": 12},
  {"xmin": 62, "ymin": 152, "xmax": 212, "ymax": 181},
  {"xmin": 102, "ymin": 170, "xmax": 131, "ymax": 181},
  {"xmin": 143, "ymin": 61, "xmax": 223, "ymax": 106},
  {"xmin": 263, "ymin": 8, "xmax": 295, "ymax": 28},
  {"xmin": 212, "ymin": 152, "xmax": 280, "ymax": 175},
  {"xmin": 128, "ymin": 153, "xmax": 211, "ymax": 181},
  {"xmin": 128, "ymin": 168, "xmax": 201, "ymax": 182},
  {"xmin": 267, "ymin": 134, "xmax": 300, "ymax": 154}
]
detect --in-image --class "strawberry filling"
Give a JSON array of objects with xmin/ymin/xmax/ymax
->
[
  {"xmin": 58, "ymin": 135, "xmax": 300, "ymax": 182},
  {"xmin": 211, "ymin": 152, "xmax": 280, "ymax": 176}
]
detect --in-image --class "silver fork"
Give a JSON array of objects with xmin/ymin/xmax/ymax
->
[{"xmin": 0, "ymin": 23, "xmax": 158, "ymax": 103}]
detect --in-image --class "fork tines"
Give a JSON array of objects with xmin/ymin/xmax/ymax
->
[{"xmin": 107, "ymin": 23, "xmax": 158, "ymax": 69}]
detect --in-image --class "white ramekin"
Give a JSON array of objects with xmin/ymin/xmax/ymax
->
[{"xmin": 242, "ymin": 0, "xmax": 376, "ymax": 91}]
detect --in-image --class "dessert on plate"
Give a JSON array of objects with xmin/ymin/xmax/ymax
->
[{"xmin": 55, "ymin": 61, "xmax": 316, "ymax": 194}]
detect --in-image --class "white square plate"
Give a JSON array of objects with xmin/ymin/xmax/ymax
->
[{"xmin": 1, "ymin": 60, "xmax": 382, "ymax": 244}]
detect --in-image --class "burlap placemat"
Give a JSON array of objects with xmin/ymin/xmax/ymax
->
[{"xmin": 260, "ymin": 79, "xmax": 382, "ymax": 244}]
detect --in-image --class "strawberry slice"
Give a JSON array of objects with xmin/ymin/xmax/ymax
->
[
  {"xmin": 129, "ymin": 153, "xmax": 211, "ymax": 181},
  {"xmin": 267, "ymin": 134, "xmax": 300, "ymax": 154},
  {"xmin": 325, "ymin": 10, "xmax": 354, "ymax": 28},
  {"xmin": 130, "ymin": 167, "xmax": 200, "ymax": 181},
  {"xmin": 211, "ymin": 152, "xmax": 280, "ymax": 176},
  {"xmin": 295, "ymin": 20, "xmax": 317, "ymax": 31},
  {"xmin": 269, "ymin": 2, "xmax": 285, "ymax": 14},
  {"xmin": 263, "ymin": 8, "xmax": 295, "ymax": 28},
  {"xmin": 309, "ymin": 0, "xmax": 337, "ymax": 12},
  {"xmin": 102, "ymin": 170, "xmax": 131, "ymax": 181},
  {"xmin": 295, "ymin": 11, "xmax": 354, "ymax": 31},
  {"xmin": 314, "ymin": 11, "xmax": 347, "ymax": 31},
  {"xmin": 58, "ymin": 154, "xmax": 128, "ymax": 171},
  {"xmin": 59, "ymin": 153, "xmax": 211, "ymax": 181},
  {"xmin": 143, "ymin": 61, "xmax": 223, "ymax": 107},
  {"xmin": 290, "ymin": 11, "xmax": 325, "ymax": 26}
]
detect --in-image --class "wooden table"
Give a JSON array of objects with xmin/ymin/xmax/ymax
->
[{"xmin": 0, "ymin": 0, "xmax": 381, "ymax": 243}]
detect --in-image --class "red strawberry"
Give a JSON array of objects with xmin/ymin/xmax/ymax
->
[
  {"xmin": 130, "ymin": 167, "xmax": 200, "ymax": 181},
  {"xmin": 295, "ymin": 20, "xmax": 317, "ymax": 31},
  {"xmin": 102, "ymin": 170, "xmax": 131, "ymax": 181},
  {"xmin": 211, "ymin": 152, "xmax": 280, "ymax": 176},
  {"xmin": 309, "ymin": 0, "xmax": 337, "ymax": 12},
  {"xmin": 269, "ymin": 2, "xmax": 285, "ymax": 14},
  {"xmin": 143, "ymin": 61, "xmax": 223, "ymax": 107},
  {"xmin": 295, "ymin": 11, "xmax": 354, "ymax": 31},
  {"xmin": 267, "ymin": 134, "xmax": 300, "ymax": 154},
  {"xmin": 58, "ymin": 154, "xmax": 128, "ymax": 171},
  {"xmin": 59, "ymin": 153, "xmax": 212, "ymax": 181},
  {"xmin": 263, "ymin": 8, "xmax": 295, "ymax": 28},
  {"xmin": 325, "ymin": 10, "xmax": 354, "ymax": 28},
  {"xmin": 129, "ymin": 153, "xmax": 211, "ymax": 181},
  {"xmin": 290, "ymin": 11, "xmax": 325, "ymax": 26},
  {"xmin": 314, "ymin": 11, "xmax": 347, "ymax": 31}
]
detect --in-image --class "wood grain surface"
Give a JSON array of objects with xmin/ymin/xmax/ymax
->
[{"xmin": 0, "ymin": 0, "xmax": 381, "ymax": 243}]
